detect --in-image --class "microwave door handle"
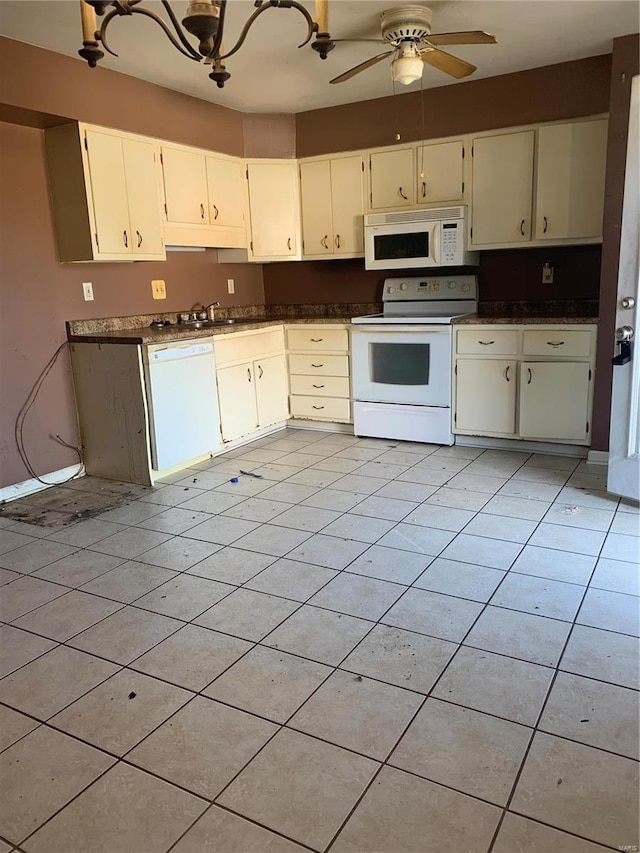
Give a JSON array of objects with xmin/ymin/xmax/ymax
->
[{"xmin": 430, "ymin": 222, "xmax": 441, "ymax": 265}]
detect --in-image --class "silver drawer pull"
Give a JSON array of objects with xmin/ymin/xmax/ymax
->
[
  {"xmin": 478, "ymin": 340, "xmax": 495, "ymax": 346},
  {"xmin": 311, "ymin": 363, "xmax": 324, "ymax": 368},
  {"xmin": 547, "ymin": 341, "xmax": 565, "ymax": 347},
  {"xmin": 504, "ymin": 365, "xmax": 510, "ymax": 382},
  {"xmin": 310, "ymin": 338, "xmax": 323, "ymax": 342},
  {"xmin": 312, "ymin": 384, "xmax": 325, "ymax": 388},
  {"xmin": 312, "ymin": 405, "xmax": 325, "ymax": 410}
]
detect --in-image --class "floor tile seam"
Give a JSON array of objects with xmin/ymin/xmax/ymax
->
[
  {"xmin": 0, "ymin": 700, "xmax": 46, "ymax": 755},
  {"xmin": 533, "ymin": 723, "xmax": 640, "ymax": 763},
  {"xmin": 128, "ymin": 579, "xmax": 242, "ymax": 623},
  {"xmin": 6, "ymin": 596, "xmax": 129, "ymax": 644},
  {"xmin": 501, "ymin": 810, "xmax": 622, "ymax": 852}
]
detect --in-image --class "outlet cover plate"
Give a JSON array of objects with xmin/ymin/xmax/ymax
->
[
  {"xmin": 227, "ymin": 278, "xmax": 235, "ymax": 294},
  {"xmin": 152, "ymin": 279, "xmax": 166, "ymax": 299},
  {"xmin": 82, "ymin": 282, "xmax": 94, "ymax": 301}
]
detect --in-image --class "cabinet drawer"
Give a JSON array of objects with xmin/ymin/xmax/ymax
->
[
  {"xmin": 287, "ymin": 328, "xmax": 349, "ymax": 352},
  {"xmin": 522, "ymin": 330, "xmax": 592, "ymax": 357},
  {"xmin": 290, "ymin": 375, "xmax": 350, "ymax": 398},
  {"xmin": 214, "ymin": 328, "xmax": 284, "ymax": 366},
  {"xmin": 288, "ymin": 354, "xmax": 349, "ymax": 377},
  {"xmin": 457, "ymin": 330, "xmax": 519, "ymax": 355},
  {"xmin": 290, "ymin": 395, "xmax": 351, "ymax": 421}
]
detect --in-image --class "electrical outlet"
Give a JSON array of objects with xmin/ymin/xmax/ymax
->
[
  {"xmin": 82, "ymin": 282, "xmax": 94, "ymax": 301},
  {"xmin": 542, "ymin": 263, "xmax": 554, "ymax": 285},
  {"xmin": 152, "ymin": 279, "xmax": 166, "ymax": 299},
  {"xmin": 227, "ymin": 278, "xmax": 235, "ymax": 294}
]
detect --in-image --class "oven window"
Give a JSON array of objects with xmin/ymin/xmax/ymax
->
[
  {"xmin": 370, "ymin": 343, "xmax": 430, "ymax": 385},
  {"xmin": 374, "ymin": 231, "xmax": 429, "ymax": 261}
]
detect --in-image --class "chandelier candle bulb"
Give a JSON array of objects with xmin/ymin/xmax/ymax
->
[
  {"xmin": 315, "ymin": 0, "xmax": 329, "ymax": 35},
  {"xmin": 80, "ymin": 0, "xmax": 97, "ymax": 42}
]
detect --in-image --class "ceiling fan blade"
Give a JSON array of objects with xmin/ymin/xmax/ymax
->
[
  {"xmin": 420, "ymin": 47, "xmax": 477, "ymax": 79},
  {"xmin": 427, "ymin": 31, "xmax": 497, "ymax": 46},
  {"xmin": 330, "ymin": 51, "xmax": 393, "ymax": 84}
]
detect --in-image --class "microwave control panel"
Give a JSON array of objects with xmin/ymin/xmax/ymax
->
[{"xmin": 442, "ymin": 221, "xmax": 461, "ymax": 265}]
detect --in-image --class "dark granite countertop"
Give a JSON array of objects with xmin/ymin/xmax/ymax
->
[{"xmin": 454, "ymin": 315, "xmax": 599, "ymax": 325}]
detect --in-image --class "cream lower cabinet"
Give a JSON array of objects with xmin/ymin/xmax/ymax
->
[
  {"xmin": 287, "ymin": 326, "xmax": 351, "ymax": 423},
  {"xmin": 454, "ymin": 325, "xmax": 597, "ymax": 446},
  {"xmin": 45, "ymin": 123, "xmax": 165, "ymax": 262},
  {"xmin": 214, "ymin": 328, "xmax": 288, "ymax": 442}
]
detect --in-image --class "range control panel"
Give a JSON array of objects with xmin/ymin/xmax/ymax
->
[{"xmin": 383, "ymin": 275, "xmax": 478, "ymax": 302}]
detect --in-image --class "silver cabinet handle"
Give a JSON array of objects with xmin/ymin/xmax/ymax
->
[
  {"xmin": 321, "ymin": 235, "xmax": 328, "ymax": 249},
  {"xmin": 520, "ymin": 219, "xmax": 525, "ymax": 236},
  {"xmin": 123, "ymin": 230, "xmax": 128, "ymax": 248},
  {"xmin": 287, "ymin": 237, "xmax": 292, "ymax": 251},
  {"xmin": 542, "ymin": 216, "xmax": 548, "ymax": 234},
  {"xmin": 547, "ymin": 341, "xmax": 565, "ymax": 347},
  {"xmin": 247, "ymin": 368, "xmax": 252, "ymax": 383},
  {"xmin": 421, "ymin": 181, "xmax": 426, "ymax": 198},
  {"xmin": 258, "ymin": 364, "xmax": 263, "ymax": 379},
  {"xmin": 311, "ymin": 363, "xmax": 324, "ymax": 368},
  {"xmin": 136, "ymin": 230, "xmax": 142, "ymax": 248},
  {"xmin": 398, "ymin": 187, "xmax": 407, "ymax": 200},
  {"xmin": 335, "ymin": 234, "xmax": 341, "ymax": 249},
  {"xmin": 310, "ymin": 338, "xmax": 323, "ymax": 342},
  {"xmin": 200, "ymin": 203, "xmax": 205, "ymax": 220},
  {"xmin": 527, "ymin": 368, "xmax": 532, "ymax": 384},
  {"xmin": 312, "ymin": 384, "xmax": 325, "ymax": 388},
  {"xmin": 213, "ymin": 204, "xmax": 219, "ymax": 220},
  {"xmin": 504, "ymin": 365, "xmax": 510, "ymax": 382},
  {"xmin": 478, "ymin": 340, "xmax": 495, "ymax": 346}
]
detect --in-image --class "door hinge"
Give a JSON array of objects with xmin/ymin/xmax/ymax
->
[
  {"xmin": 250, "ymin": 240, "xmax": 253, "ymax": 252},
  {"xmin": 462, "ymin": 147, "xmax": 465, "ymax": 159},
  {"xmin": 454, "ymin": 364, "xmax": 457, "ymax": 375},
  {"xmin": 471, "ymin": 145, "xmax": 474, "ymax": 156},
  {"xmin": 95, "ymin": 232, "xmax": 99, "ymax": 248},
  {"xmin": 589, "ymin": 369, "xmax": 592, "ymax": 380},
  {"xmin": 361, "ymin": 160, "xmax": 365, "ymax": 172},
  {"xmin": 84, "ymin": 136, "xmax": 88, "ymax": 151},
  {"xmin": 470, "ymin": 227, "xmax": 473, "ymax": 239},
  {"xmin": 586, "ymin": 421, "xmax": 590, "ymax": 433},
  {"xmin": 461, "ymin": 181, "xmax": 465, "ymax": 194},
  {"xmin": 246, "ymin": 168, "xmax": 249, "ymax": 180},
  {"xmin": 370, "ymin": 193, "xmax": 373, "ymax": 205},
  {"xmin": 369, "ymin": 159, "xmax": 372, "ymax": 170},
  {"xmin": 160, "ymin": 151, "xmax": 163, "ymax": 165},
  {"xmin": 454, "ymin": 412, "xmax": 457, "ymax": 425},
  {"xmin": 164, "ymin": 202, "xmax": 167, "ymax": 215}
]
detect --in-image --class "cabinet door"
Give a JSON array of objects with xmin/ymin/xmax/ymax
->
[
  {"xmin": 255, "ymin": 354, "xmax": 289, "ymax": 428},
  {"xmin": 369, "ymin": 148, "xmax": 416, "ymax": 209},
  {"xmin": 300, "ymin": 160, "xmax": 333, "ymax": 256},
  {"xmin": 84, "ymin": 129, "xmax": 131, "ymax": 257},
  {"xmin": 455, "ymin": 359, "xmax": 517, "ymax": 435},
  {"xmin": 122, "ymin": 138, "xmax": 165, "ymax": 258},
  {"xmin": 206, "ymin": 155, "xmax": 245, "ymax": 229},
  {"xmin": 471, "ymin": 131, "xmax": 534, "ymax": 245},
  {"xmin": 216, "ymin": 363, "xmax": 258, "ymax": 441},
  {"xmin": 416, "ymin": 140, "xmax": 464, "ymax": 204},
  {"xmin": 247, "ymin": 162, "xmax": 299, "ymax": 258},
  {"xmin": 331, "ymin": 155, "xmax": 365, "ymax": 255},
  {"xmin": 535, "ymin": 120, "xmax": 608, "ymax": 240},
  {"xmin": 161, "ymin": 146, "xmax": 208, "ymax": 225},
  {"xmin": 519, "ymin": 362, "xmax": 590, "ymax": 442}
]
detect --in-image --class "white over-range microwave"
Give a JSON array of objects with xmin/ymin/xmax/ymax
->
[{"xmin": 364, "ymin": 206, "xmax": 478, "ymax": 271}]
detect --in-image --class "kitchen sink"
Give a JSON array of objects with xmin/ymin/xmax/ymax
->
[{"xmin": 179, "ymin": 318, "xmax": 237, "ymax": 329}]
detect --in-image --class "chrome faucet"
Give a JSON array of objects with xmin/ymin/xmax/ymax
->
[{"xmin": 205, "ymin": 301, "xmax": 221, "ymax": 321}]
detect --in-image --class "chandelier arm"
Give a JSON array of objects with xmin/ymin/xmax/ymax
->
[
  {"xmin": 96, "ymin": 8, "xmax": 124, "ymax": 57},
  {"xmin": 217, "ymin": 0, "xmax": 315, "ymax": 62},
  {"xmin": 209, "ymin": 0, "xmax": 227, "ymax": 61},
  {"xmin": 160, "ymin": 0, "xmax": 203, "ymax": 60},
  {"xmin": 128, "ymin": 7, "xmax": 203, "ymax": 60}
]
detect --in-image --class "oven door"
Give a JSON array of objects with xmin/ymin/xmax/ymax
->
[
  {"xmin": 351, "ymin": 325, "xmax": 452, "ymax": 406},
  {"xmin": 364, "ymin": 221, "xmax": 441, "ymax": 270}
]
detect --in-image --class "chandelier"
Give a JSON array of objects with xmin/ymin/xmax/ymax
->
[{"xmin": 79, "ymin": 0, "xmax": 334, "ymax": 88}]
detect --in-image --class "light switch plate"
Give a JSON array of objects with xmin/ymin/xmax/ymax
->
[
  {"xmin": 542, "ymin": 264, "xmax": 554, "ymax": 284},
  {"xmin": 227, "ymin": 278, "xmax": 235, "ymax": 294},
  {"xmin": 152, "ymin": 279, "xmax": 166, "ymax": 299},
  {"xmin": 82, "ymin": 282, "xmax": 94, "ymax": 301}
]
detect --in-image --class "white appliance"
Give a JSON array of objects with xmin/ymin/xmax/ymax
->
[
  {"xmin": 364, "ymin": 206, "xmax": 478, "ymax": 271},
  {"xmin": 143, "ymin": 339, "xmax": 221, "ymax": 471},
  {"xmin": 351, "ymin": 275, "xmax": 478, "ymax": 445}
]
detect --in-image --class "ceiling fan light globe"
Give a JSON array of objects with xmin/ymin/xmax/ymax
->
[{"xmin": 391, "ymin": 54, "xmax": 423, "ymax": 85}]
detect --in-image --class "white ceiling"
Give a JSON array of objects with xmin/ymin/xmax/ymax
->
[{"xmin": 0, "ymin": 1, "xmax": 638, "ymax": 113}]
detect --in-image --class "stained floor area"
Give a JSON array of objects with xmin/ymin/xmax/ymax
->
[{"xmin": 0, "ymin": 428, "xmax": 638, "ymax": 853}]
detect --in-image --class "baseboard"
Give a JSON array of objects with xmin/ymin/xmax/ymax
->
[
  {"xmin": 288, "ymin": 420, "xmax": 354, "ymax": 434},
  {"xmin": 587, "ymin": 450, "xmax": 609, "ymax": 465},
  {"xmin": 454, "ymin": 435, "xmax": 588, "ymax": 458},
  {"xmin": 0, "ymin": 465, "xmax": 85, "ymax": 503}
]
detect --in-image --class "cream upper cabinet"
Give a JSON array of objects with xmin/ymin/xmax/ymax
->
[
  {"xmin": 369, "ymin": 147, "xmax": 416, "ymax": 209},
  {"xmin": 122, "ymin": 137, "xmax": 165, "ymax": 257},
  {"xmin": 470, "ymin": 130, "xmax": 535, "ymax": 246},
  {"xmin": 205, "ymin": 154, "xmax": 245, "ymax": 229},
  {"xmin": 160, "ymin": 144, "xmax": 246, "ymax": 248},
  {"xmin": 300, "ymin": 155, "xmax": 365, "ymax": 258},
  {"xmin": 455, "ymin": 359, "xmax": 517, "ymax": 435},
  {"xmin": 44, "ymin": 123, "xmax": 165, "ymax": 263},
  {"xmin": 535, "ymin": 119, "xmax": 608, "ymax": 241},
  {"xmin": 519, "ymin": 361, "xmax": 591, "ymax": 441},
  {"xmin": 300, "ymin": 160, "xmax": 333, "ymax": 256},
  {"xmin": 246, "ymin": 160, "xmax": 301, "ymax": 260},
  {"xmin": 161, "ymin": 145, "xmax": 208, "ymax": 225},
  {"xmin": 416, "ymin": 139, "xmax": 465, "ymax": 205}
]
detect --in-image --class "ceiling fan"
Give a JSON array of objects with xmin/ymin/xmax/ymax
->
[{"xmin": 327, "ymin": 4, "xmax": 497, "ymax": 86}]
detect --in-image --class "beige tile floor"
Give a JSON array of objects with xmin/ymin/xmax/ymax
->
[{"xmin": 0, "ymin": 428, "xmax": 639, "ymax": 853}]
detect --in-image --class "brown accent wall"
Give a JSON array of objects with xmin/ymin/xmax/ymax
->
[
  {"xmin": 263, "ymin": 245, "xmax": 602, "ymax": 305},
  {"xmin": 296, "ymin": 54, "xmax": 612, "ymax": 156},
  {"xmin": 0, "ymin": 121, "xmax": 263, "ymax": 488},
  {"xmin": 591, "ymin": 34, "xmax": 640, "ymax": 451},
  {"xmin": 243, "ymin": 114, "xmax": 296, "ymax": 158},
  {"xmin": 0, "ymin": 37, "xmax": 244, "ymax": 155}
]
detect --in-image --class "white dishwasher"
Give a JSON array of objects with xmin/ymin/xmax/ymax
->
[{"xmin": 143, "ymin": 338, "xmax": 221, "ymax": 471}]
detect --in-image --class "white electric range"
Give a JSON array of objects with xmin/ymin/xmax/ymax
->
[{"xmin": 351, "ymin": 275, "xmax": 478, "ymax": 445}]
